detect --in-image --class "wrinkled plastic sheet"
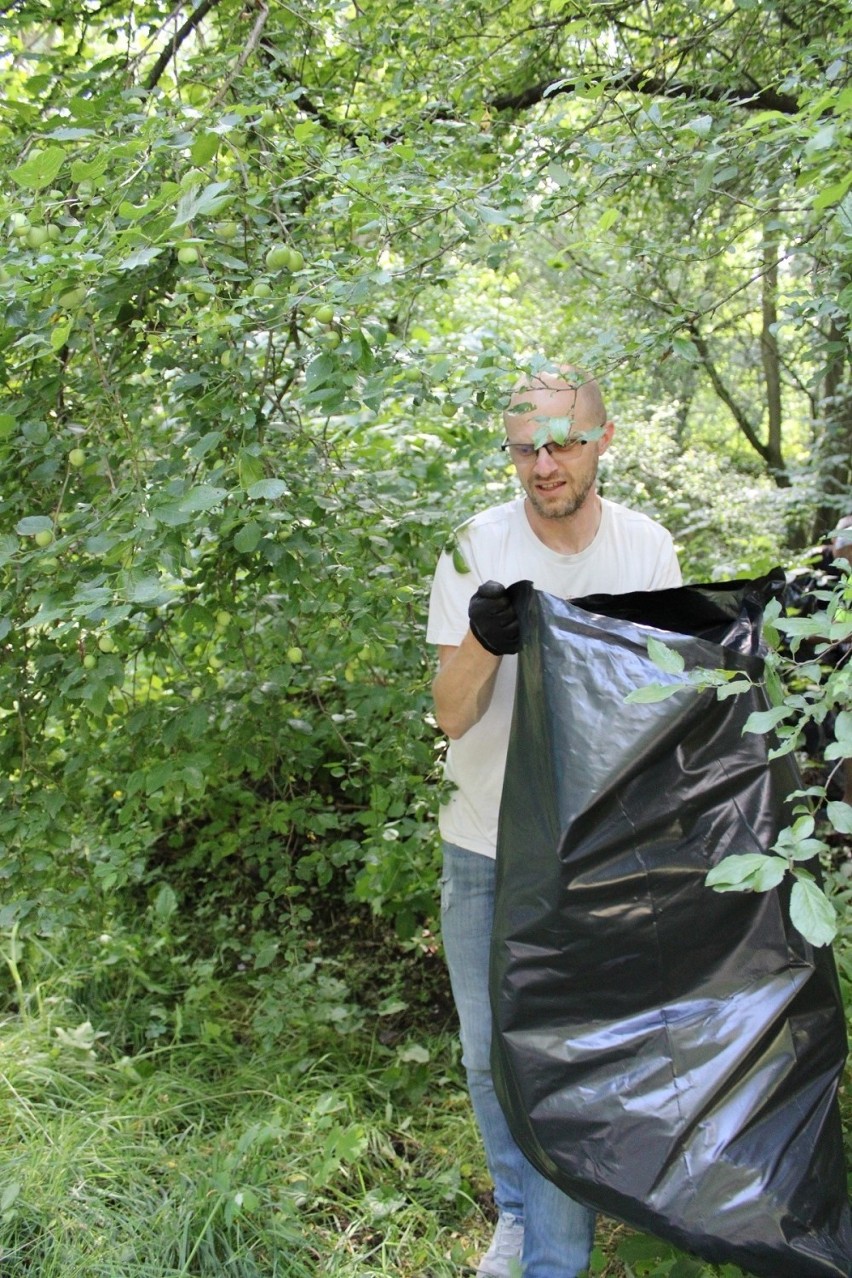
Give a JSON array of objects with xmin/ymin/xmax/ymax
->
[{"xmin": 491, "ymin": 576, "xmax": 852, "ymax": 1278}]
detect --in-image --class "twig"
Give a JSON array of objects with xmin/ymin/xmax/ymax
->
[
  {"xmin": 145, "ymin": 0, "xmax": 221, "ymax": 92},
  {"xmin": 209, "ymin": 2, "xmax": 270, "ymax": 110}
]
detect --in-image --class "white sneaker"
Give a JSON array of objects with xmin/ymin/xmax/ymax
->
[{"xmin": 475, "ymin": 1212, "xmax": 524, "ymax": 1277}]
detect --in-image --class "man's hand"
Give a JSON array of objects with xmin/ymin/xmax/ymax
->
[{"xmin": 468, "ymin": 581, "xmax": 520, "ymax": 656}]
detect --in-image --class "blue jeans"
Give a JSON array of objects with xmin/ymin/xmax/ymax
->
[{"xmin": 441, "ymin": 842, "xmax": 596, "ymax": 1278}]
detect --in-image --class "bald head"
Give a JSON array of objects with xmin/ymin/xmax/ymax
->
[{"xmin": 504, "ymin": 367, "xmax": 607, "ymax": 433}]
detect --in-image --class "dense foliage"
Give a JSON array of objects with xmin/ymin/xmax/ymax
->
[{"xmin": 0, "ymin": 2, "xmax": 850, "ymax": 1273}]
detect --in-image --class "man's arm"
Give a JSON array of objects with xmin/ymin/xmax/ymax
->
[{"xmin": 432, "ymin": 634, "xmax": 501, "ymax": 739}]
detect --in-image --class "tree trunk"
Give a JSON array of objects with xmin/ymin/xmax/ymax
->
[
  {"xmin": 812, "ymin": 324, "xmax": 852, "ymax": 543},
  {"xmin": 760, "ymin": 222, "xmax": 785, "ymax": 481}
]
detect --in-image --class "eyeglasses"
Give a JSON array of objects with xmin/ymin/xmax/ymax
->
[{"xmin": 500, "ymin": 436, "xmax": 588, "ymax": 462}]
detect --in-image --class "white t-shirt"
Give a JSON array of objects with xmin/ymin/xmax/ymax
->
[{"xmin": 426, "ymin": 496, "xmax": 682, "ymax": 858}]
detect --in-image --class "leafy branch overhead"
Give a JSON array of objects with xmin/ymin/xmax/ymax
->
[{"xmin": 0, "ymin": 0, "xmax": 849, "ymax": 980}]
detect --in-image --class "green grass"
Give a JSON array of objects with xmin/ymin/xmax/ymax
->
[
  {"xmin": 0, "ymin": 917, "xmax": 846, "ymax": 1278},
  {"xmin": 0, "ymin": 930, "xmax": 497, "ymax": 1277}
]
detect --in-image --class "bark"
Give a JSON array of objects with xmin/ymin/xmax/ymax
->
[
  {"xmin": 760, "ymin": 223, "xmax": 785, "ymax": 480},
  {"xmin": 490, "ymin": 71, "xmax": 800, "ymax": 116}
]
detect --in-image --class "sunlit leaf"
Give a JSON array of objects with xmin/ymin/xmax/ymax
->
[{"xmin": 790, "ymin": 877, "xmax": 837, "ymax": 947}]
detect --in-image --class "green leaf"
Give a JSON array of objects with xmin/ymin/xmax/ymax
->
[
  {"xmin": 825, "ymin": 708, "xmax": 852, "ymax": 758},
  {"xmin": 119, "ymin": 246, "xmax": 164, "ymax": 271},
  {"xmin": 10, "ymin": 146, "xmax": 65, "ymax": 189},
  {"xmin": 789, "ymin": 877, "xmax": 837, "ymax": 947},
  {"xmin": 50, "ymin": 320, "xmax": 72, "ymax": 352},
  {"xmin": 397, "ymin": 1043, "xmax": 430, "ymax": 1064},
  {"xmin": 234, "ymin": 522, "xmax": 263, "ymax": 553},
  {"xmin": 154, "ymin": 884, "xmax": 178, "ymax": 921},
  {"xmin": 476, "ymin": 202, "xmax": 516, "ymax": 226},
  {"xmin": 646, "ymin": 636, "xmax": 685, "ymax": 674},
  {"xmin": 70, "ymin": 154, "xmax": 109, "ymax": 182},
  {"xmin": 179, "ymin": 485, "xmax": 229, "ymax": 512},
  {"xmin": 247, "ymin": 478, "xmax": 287, "ymax": 501},
  {"xmin": 826, "ymin": 800, "xmax": 852, "ymax": 834},
  {"xmin": 15, "ymin": 516, "xmax": 53, "ymax": 536},
  {"xmin": 686, "ymin": 114, "xmax": 713, "ymax": 137},
  {"xmin": 625, "ymin": 681, "xmax": 686, "ymax": 704},
  {"xmin": 714, "ymin": 679, "xmax": 753, "ymax": 699},
  {"xmin": 171, "ymin": 181, "xmax": 231, "ymax": 229},
  {"xmin": 616, "ymin": 1232, "xmax": 679, "ymax": 1265},
  {"xmin": 190, "ymin": 133, "xmax": 219, "ymax": 166},
  {"xmin": 764, "ymin": 662, "xmax": 785, "ymax": 707},
  {"xmin": 237, "ymin": 450, "xmax": 266, "ymax": 490},
  {"xmin": 740, "ymin": 705, "xmax": 797, "ymax": 736},
  {"xmin": 294, "ymin": 120, "xmax": 321, "ymax": 143},
  {"xmin": 0, "ymin": 536, "xmax": 19, "ymax": 565},
  {"xmin": 813, "ymin": 174, "xmax": 852, "ymax": 210},
  {"xmin": 804, "ymin": 123, "xmax": 836, "ymax": 155},
  {"xmin": 122, "ymin": 575, "xmax": 173, "ymax": 604},
  {"xmin": 706, "ymin": 853, "xmax": 787, "ymax": 893}
]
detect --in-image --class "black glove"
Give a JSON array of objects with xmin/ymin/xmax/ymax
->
[{"xmin": 468, "ymin": 581, "xmax": 520, "ymax": 656}]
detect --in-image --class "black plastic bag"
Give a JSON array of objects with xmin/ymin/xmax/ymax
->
[{"xmin": 491, "ymin": 575, "xmax": 852, "ymax": 1278}]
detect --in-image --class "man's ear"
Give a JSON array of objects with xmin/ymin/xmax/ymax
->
[{"xmin": 597, "ymin": 420, "xmax": 615, "ymax": 455}]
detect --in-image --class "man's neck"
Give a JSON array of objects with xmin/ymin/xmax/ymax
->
[{"xmin": 523, "ymin": 493, "xmax": 603, "ymax": 555}]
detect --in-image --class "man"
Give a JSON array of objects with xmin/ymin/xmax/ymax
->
[{"xmin": 427, "ymin": 367, "xmax": 682, "ymax": 1278}]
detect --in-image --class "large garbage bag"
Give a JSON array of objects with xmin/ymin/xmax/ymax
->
[{"xmin": 491, "ymin": 574, "xmax": 852, "ymax": 1278}]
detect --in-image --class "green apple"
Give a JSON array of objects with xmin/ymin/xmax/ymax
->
[
  {"xmin": 83, "ymin": 653, "xmax": 97, "ymax": 670},
  {"xmin": 265, "ymin": 244, "xmax": 292, "ymax": 271},
  {"xmin": 215, "ymin": 609, "xmax": 231, "ymax": 630},
  {"xmin": 286, "ymin": 646, "xmax": 303, "ymax": 664},
  {"xmin": 26, "ymin": 225, "xmax": 50, "ymax": 249},
  {"xmin": 403, "ymin": 366, "xmax": 421, "ymax": 382},
  {"xmin": 47, "ymin": 224, "xmax": 61, "ymax": 242},
  {"xmin": 315, "ymin": 304, "xmax": 335, "ymax": 325},
  {"xmin": 178, "ymin": 245, "xmax": 199, "ymax": 265},
  {"xmin": 34, "ymin": 528, "xmax": 54, "ymax": 547},
  {"xmin": 320, "ymin": 330, "xmax": 341, "ymax": 350},
  {"xmin": 190, "ymin": 685, "xmax": 203, "ymax": 700},
  {"xmin": 97, "ymin": 633, "xmax": 116, "ymax": 654},
  {"xmin": 286, "ymin": 248, "xmax": 304, "ymax": 271},
  {"xmin": 60, "ymin": 286, "xmax": 87, "ymax": 309},
  {"xmin": 252, "ymin": 281, "xmax": 273, "ymax": 298},
  {"xmin": 215, "ymin": 220, "xmax": 239, "ymax": 240},
  {"xmin": 68, "ymin": 447, "xmax": 86, "ymax": 468},
  {"xmin": 441, "ymin": 401, "xmax": 458, "ymax": 417}
]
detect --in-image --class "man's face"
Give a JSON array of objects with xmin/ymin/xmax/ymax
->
[{"xmin": 504, "ymin": 385, "xmax": 613, "ymax": 521}]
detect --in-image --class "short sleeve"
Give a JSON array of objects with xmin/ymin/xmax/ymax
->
[{"xmin": 426, "ymin": 544, "xmax": 479, "ymax": 647}]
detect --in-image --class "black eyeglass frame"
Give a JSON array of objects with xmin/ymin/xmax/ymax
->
[
  {"xmin": 500, "ymin": 437, "xmax": 589, "ymax": 460},
  {"xmin": 500, "ymin": 418, "xmax": 608, "ymax": 461}
]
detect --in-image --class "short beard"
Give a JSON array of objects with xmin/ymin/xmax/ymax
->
[{"xmin": 526, "ymin": 464, "xmax": 597, "ymax": 520}]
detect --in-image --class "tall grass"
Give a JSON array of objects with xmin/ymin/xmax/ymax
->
[
  {"xmin": 0, "ymin": 916, "xmax": 846, "ymax": 1278},
  {"xmin": 0, "ymin": 928, "xmax": 492, "ymax": 1277}
]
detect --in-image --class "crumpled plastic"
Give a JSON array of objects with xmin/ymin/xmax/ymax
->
[{"xmin": 491, "ymin": 574, "xmax": 852, "ymax": 1278}]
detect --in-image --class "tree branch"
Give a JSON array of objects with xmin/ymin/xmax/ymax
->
[
  {"xmin": 685, "ymin": 320, "xmax": 774, "ymax": 470},
  {"xmin": 490, "ymin": 70, "xmax": 800, "ymax": 116},
  {"xmin": 145, "ymin": 0, "xmax": 221, "ymax": 91},
  {"xmin": 209, "ymin": 1, "xmax": 269, "ymax": 109}
]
